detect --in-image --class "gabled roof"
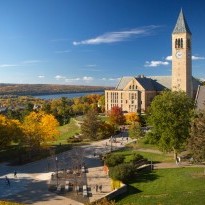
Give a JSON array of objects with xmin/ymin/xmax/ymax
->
[
  {"xmin": 115, "ymin": 76, "xmax": 135, "ymax": 90},
  {"xmin": 173, "ymin": 9, "xmax": 191, "ymax": 35},
  {"xmin": 148, "ymin": 76, "xmax": 171, "ymax": 90},
  {"xmin": 195, "ymin": 86, "xmax": 205, "ymax": 110},
  {"xmin": 116, "ymin": 75, "xmax": 171, "ymax": 91}
]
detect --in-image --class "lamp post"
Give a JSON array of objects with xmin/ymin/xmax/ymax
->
[
  {"xmin": 110, "ymin": 136, "xmax": 113, "ymax": 152},
  {"xmin": 55, "ymin": 156, "xmax": 59, "ymax": 186}
]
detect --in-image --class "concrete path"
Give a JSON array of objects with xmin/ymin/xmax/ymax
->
[{"xmin": 0, "ymin": 135, "xmax": 133, "ymax": 205}]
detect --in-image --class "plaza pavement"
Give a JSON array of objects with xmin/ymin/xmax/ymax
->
[{"xmin": 0, "ymin": 135, "xmax": 132, "ymax": 205}]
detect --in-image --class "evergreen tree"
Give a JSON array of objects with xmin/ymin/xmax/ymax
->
[{"xmin": 81, "ymin": 110, "xmax": 100, "ymax": 140}]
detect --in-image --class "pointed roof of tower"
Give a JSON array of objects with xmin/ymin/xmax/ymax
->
[{"xmin": 173, "ymin": 9, "xmax": 192, "ymax": 34}]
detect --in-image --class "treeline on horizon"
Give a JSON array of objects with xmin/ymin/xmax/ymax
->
[{"xmin": 0, "ymin": 83, "xmax": 113, "ymax": 96}]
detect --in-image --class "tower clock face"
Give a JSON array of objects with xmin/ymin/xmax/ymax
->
[{"xmin": 176, "ymin": 51, "xmax": 182, "ymax": 59}]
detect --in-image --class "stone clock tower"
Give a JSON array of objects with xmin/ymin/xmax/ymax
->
[{"xmin": 172, "ymin": 9, "xmax": 192, "ymax": 97}]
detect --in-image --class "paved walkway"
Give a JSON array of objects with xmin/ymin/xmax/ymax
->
[{"xmin": 0, "ymin": 135, "xmax": 132, "ymax": 205}]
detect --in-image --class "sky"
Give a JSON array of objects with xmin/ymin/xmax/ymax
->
[{"xmin": 0, "ymin": 0, "xmax": 205, "ymax": 86}]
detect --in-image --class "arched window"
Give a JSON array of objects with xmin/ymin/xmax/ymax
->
[
  {"xmin": 132, "ymin": 85, "xmax": 134, "ymax": 90},
  {"xmin": 129, "ymin": 85, "xmax": 131, "ymax": 89},
  {"xmin": 181, "ymin": 38, "xmax": 183, "ymax": 48},
  {"xmin": 136, "ymin": 85, "xmax": 137, "ymax": 89},
  {"xmin": 177, "ymin": 39, "xmax": 181, "ymax": 48},
  {"xmin": 175, "ymin": 39, "xmax": 178, "ymax": 48}
]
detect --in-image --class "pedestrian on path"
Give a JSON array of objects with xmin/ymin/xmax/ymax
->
[
  {"xmin": 95, "ymin": 184, "xmax": 98, "ymax": 192},
  {"xmin": 14, "ymin": 170, "xmax": 17, "ymax": 178},
  {"xmin": 5, "ymin": 176, "xmax": 10, "ymax": 187}
]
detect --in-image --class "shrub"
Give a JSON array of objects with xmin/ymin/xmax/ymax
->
[
  {"xmin": 104, "ymin": 154, "xmax": 125, "ymax": 167},
  {"xmin": 109, "ymin": 163, "xmax": 135, "ymax": 183}
]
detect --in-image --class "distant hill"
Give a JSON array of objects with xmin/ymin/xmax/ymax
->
[{"xmin": 0, "ymin": 83, "xmax": 113, "ymax": 96}]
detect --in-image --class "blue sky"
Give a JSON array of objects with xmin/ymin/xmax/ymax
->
[{"xmin": 0, "ymin": 0, "xmax": 205, "ymax": 86}]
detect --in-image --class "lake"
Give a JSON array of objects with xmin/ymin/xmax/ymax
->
[{"xmin": 34, "ymin": 91, "xmax": 104, "ymax": 100}]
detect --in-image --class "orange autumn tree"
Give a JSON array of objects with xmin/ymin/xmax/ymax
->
[
  {"xmin": 108, "ymin": 106, "xmax": 125, "ymax": 126},
  {"xmin": 22, "ymin": 111, "xmax": 59, "ymax": 150}
]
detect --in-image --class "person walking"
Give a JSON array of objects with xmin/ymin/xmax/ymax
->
[
  {"xmin": 14, "ymin": 170, "xmax": 17, "ymax": 178},
  {"xmin": 5, "ymin": 176, "xmax": 10, "ymax": 187}
]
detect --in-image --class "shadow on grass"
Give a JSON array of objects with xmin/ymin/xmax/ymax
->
[{"xmin": 114, "ymin": 170, "xmax": 159, "ymax": 202}]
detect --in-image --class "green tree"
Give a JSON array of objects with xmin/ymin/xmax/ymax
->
[
  {"xmin": 104, "ymin": 154, "xmax": 125, "ymax": 167},
  {"xmin": 81, "ymin": 110, "xmax": 100, "ymax": 140},
  {"xmin": 129, "ymin": 122, "xmax": 143, "ymax": 139},
  {"xmin": 109, "ymin": 163, "xmax": 135, "ymax": 183},
  {"xmin": 98, "ymin": 121, "xmax": 115, "ymax": 140},
  {"xmin": 148, "ymin": 90, "xmax": 194, "ymax": 158},
  {"xmin": 188, "ymin": 111, "xmax": 205, "ymax": 162}
]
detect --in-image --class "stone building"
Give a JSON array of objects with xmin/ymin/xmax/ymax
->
[{"xmin": 105, "ymin": 10, "xmax": 200, "ymax": 113}]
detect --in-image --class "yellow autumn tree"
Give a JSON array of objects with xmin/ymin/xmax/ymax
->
[
  {"xmin": 0, "ymin": 115, "xmax": 22, "ymax": 149},
  {"xmin": 125, "ymin": 112, "xmax": 140, "ymax": 124},
  {"xmin": 22, "ymin": 111, "xmax": 59, "ymax": 150}
]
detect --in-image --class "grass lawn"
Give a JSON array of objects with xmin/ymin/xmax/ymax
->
[
  {"xmin": 112, "ymin": 149, "xmax": 174, "ymax": 163},
  {"xmin": 115, "ymin": 167, "xmax": 205, "ymax": 205},
  {"xmin": 55, "ymin": 118, "xmax": 81, "ymax": 145}
]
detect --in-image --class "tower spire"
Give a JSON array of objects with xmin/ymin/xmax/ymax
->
[{"xmin": 173, "ymin": 9, "xmax": 191, "ymax": 34}]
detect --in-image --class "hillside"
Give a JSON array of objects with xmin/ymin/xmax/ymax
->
[{"xmin": 0, "ymin": 83, "xmax": 113, "ymax": 96}]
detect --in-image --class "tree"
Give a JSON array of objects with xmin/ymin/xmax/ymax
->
[
  {"xmin": 98, "ymin": 121, "xmax": 115, "ymax": 140},
  {"xmin": 22, "ymin": 111, "xmax": 59, "ymax": 151},
  {"xmin": 125, "ymin": 112, "xmax": 140, "ymax": 124},
  {"xmin": 104, "ymin": 154, "xmax": 125, "ymax": 167},
  {"xmin": 129, "ymin": 122, "xmax": 143, "ymax": 139},
  {"xmin": 188, "ymin": 111, "xmax": 205, "ymax": 162},
  {"xmin": 0, "ymin": 115, "xmax": 22, "ymax": 149},
  {"xmin": 108, "ymin": 106, "xmax": 125, "ymax": 126},
  {"xmin": 109, "ymin": 163, "xmax": 135, "ymax": 183},
  {"xmin": 81, "ymin": 110, "xmax": 100, "ymax": 140},
  {"xmin": 148, "ymin": 90, "xmax": 194, "ymax": 158}
]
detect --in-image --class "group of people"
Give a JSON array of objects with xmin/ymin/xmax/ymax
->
[{"xmin": 95, "ymin": 184, "xmax": 103, "ymax": 192}]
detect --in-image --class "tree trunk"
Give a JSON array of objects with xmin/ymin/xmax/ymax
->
[{"xmin": 173, "ymin": 148, "xmax": 177, "ymax": 160}]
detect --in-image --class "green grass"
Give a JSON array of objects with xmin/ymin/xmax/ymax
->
[
  {"xmin": 55, "ymin": 118, "xmax": 81, "ymax": 144},
  {"xmin": 112, "ymin": 149, "xmax": 173, "ymax": 163},
  {"xmin": 115, "ymin": 167, "xmax": 205, "ymax": 205}
]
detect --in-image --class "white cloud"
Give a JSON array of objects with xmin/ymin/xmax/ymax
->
[
  {"xmin": 38, "ymin": 75, "xmax": 45, "ymax": 78},
  {"xmin": 86, "ymin": 64, "xmax": 97, "ymax": 67},
  {"xmin": 109, "ymin": 78, "xmax": 120, "ymax": 81},
  {"xmin": 73, "ymin": 25, "xmax": 160, "ymax": 46},
  {"xmin": 165, "ymin": 56, "xmax": 172, "ymax": 61},
  {"xmin": 55, "ymin": 50, "xmax": 71, "ymax": 54},
  {"xmin": 192, "ymin": 55, "xmax": 205, "ymax": 60},
  {"xmin": 83, "ymin": 76, "xmax": 93, "ymax": 81},
  {"xmin": 165, "ymin": 55, "xmax": 205, "ymax": 61},
  {"xmin": 145, "ymin": 61, "xmax": 169, "ymax": 67},
  {"xmin": 55, "ymin": 75, "xmax": 66, "ymax": 80},
  {"xmin": 65, "ymin": 78, "xmax": 80, "ymax": 82},
  {"xmin": 0, "ymin": 64, "xmax": 18, "ymax": 68}
]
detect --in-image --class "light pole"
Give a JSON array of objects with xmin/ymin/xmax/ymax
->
[
  {"xmin": 55, "ymin": 156, "xmax": 58, "ymax": 186},
  {"xmin": 110, "ymin": 136, "xmax": 113, "ymax": 152}
]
